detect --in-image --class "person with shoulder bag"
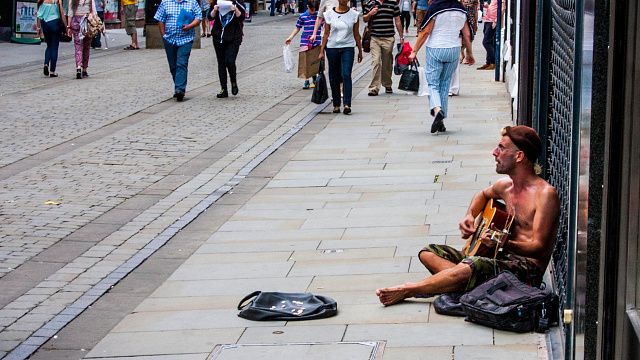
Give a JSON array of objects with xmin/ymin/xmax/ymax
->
[
  {"xmin": 408, "ymin": 0, "xmax": 474, "ymax": 133},
  {"xmin": 37, "ymin": 0, "xmax": 69, "ymax": 77},
  {"xmin": 67, "ymin": 0, "xmax": 99, "ymax": 79}
]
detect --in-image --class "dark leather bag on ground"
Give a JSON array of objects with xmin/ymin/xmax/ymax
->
[
  {"xmin": 311, "ymin": 59, "xmax": 329, "ymax": 104},
  {"xmin": 460, "ymin": 271, "xmax": 559, "ymax": 333},
  {"xmin": 398, "ymin": 59, "xmax": 420, "ymax": 92},
  {"xmin": 433, "ymin": 292, "xmax": 466, "ymax": 317},
  {"xmin": 237, "ymin": 291, "xmax": 338, "ymax": 321},
  {"xmin": 362, "ymin": 26, "xmax": 371, "ymax": 53}
]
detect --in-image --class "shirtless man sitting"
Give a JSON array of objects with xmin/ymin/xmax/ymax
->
[{"xmin": 376, "ymin": 126, "xmax": 560, "ymax": 306}]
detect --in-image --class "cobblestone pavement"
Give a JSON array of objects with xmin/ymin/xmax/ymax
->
[
  {"xmin": 0, "ymin": 17, "xmax": 301, "ymax": 276},
  {"xmin": 0, "ymin": 14, "xmax": 370, "ymax": 358}
]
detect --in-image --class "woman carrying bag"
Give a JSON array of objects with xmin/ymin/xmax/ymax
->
[
  {"xmin": 319, "ymin": 0, "xmax": 362, "ymax": 115},
  {"xmin": 208, "ymin": 0, "xmax": 246, "ymax": 98},
  {"xmin": 67, "ymin": 0, "xmax": 98, "ymax": 79},
  {"xmin": 408, "ymin": 0, "xmax": 474, "ymax": 133},
  {"xmin": 37, "ymin": 0, "xmax": 69, "ymax": 77}
]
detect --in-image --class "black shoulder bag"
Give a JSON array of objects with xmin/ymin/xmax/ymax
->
[{"xmin": 460, "ymin": 271, "xmax": 559, "ymax": 333}]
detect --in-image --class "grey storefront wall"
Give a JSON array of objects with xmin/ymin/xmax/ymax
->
[{"xmin": 520, "ymin": 0, "xmax": 640, "ymax": 359}]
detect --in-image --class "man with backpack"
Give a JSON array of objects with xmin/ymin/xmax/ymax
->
[{"xmin": 376, "ymin": 126, "xmax": 560, "ymax": 306}]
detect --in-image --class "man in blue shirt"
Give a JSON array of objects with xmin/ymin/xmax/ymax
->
[
  {"xmin": 414, "ymin": 0, "xmax": 427, "ymax": 28},
  {"xmin": 155, "ymin": 0, "xmax": 202, "ymax": 101}
]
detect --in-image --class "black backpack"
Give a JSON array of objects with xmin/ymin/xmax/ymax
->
[
  {"xmin": 459, "ymin": 271, "xmax": 559, "ymax": 333},
  {"xmin": 237, "ymin": 291, "xmax": 338, "ymax": 321}
]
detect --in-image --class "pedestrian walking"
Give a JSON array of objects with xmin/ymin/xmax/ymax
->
[
  {"xmin": 36, "ymin": 0, "xmax": 69, "ymax": 77},
  {"xmin": 208, "ymin": 0, "xmax": 246, "ymax": 98},
  {"xmin": 308, "ymin": 0, "xmax": 337, "ymax": 44},
  {"xmin": 449, "ymin": 0, "xmax": 478, "ymax": 96},
  {"xmin": 154, "ymin": 0, "xmax": 202, "ymax": 101},
  {"xmin": 477, "ymin": 0, "xmax": 503, "ymax": 70},
  {"xmin": 319, "ymin": 0, "xmax": 363, "ymax": 114},
  {"xmin": 200, "ymin": 0, "xmax": 211, "ymax": 37},
  {"xmin": 90, "ymin": 0, "xmax": 104, "ymax": 49},
  {"xmin": 67, "ymin": 0, "xmax": 97, "ymax": 79},
  {"xmin": 123, "ymin": 0, "xmax": 140, "ymax": 50},
  {"xmin": 285, "ymin": 0, "xmax": 323, "ymax": 89},
  {"xmin": 413, "ymin": 0, "xmax": 427, "ymax": 27},
  {"xmin": 408, "ymin": 0, "xmax": 474, "ymax": 133},
  {"xmin": 399, "ymin": 0, "xmax": 411, "ymax": 34},
  {"xmin": 363, "ymin": 0, "xmax": 404, "ymax": 96}
]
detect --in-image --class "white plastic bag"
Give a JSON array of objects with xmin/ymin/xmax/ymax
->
[
  {"xmin": 283, "ymin": 45, "xmax": 294, "ymax": 73},
  {"xmin": 418, "ymin": 66, "xmax": 429, "ymax": 97}
]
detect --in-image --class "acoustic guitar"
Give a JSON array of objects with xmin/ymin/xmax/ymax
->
[{"xmin": 462, "ymin": 198, "xmax": 515, "ymax": 258}]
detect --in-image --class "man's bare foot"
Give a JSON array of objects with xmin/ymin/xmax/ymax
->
[{"xmin": 376, "ymin": 286, "xmax": 411, "ymax": 306}]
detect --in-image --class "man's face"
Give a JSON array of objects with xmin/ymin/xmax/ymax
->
[{"xmin": 492, "ymin": 136, "xmax": 520, "ymax": 174}]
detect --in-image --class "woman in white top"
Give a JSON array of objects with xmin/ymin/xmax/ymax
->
[
  {"xmin": 319, "ymin": 0, "xmax": 362, "ymax": 115},
  {"xmin": 400, "ymin": 0, "xmax": 412, "ymax": 34},
  {"xmin": 67, "ymin": 0, "xmax": 98, "ymax": 79},
  {"xmin": 408, "ymin": 0, "xmax": 474, "ymax": 133}
]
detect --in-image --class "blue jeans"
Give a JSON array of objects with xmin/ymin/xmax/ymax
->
[
  {"xmin": 425, "ymin": 46, "xmax": 459, "ymax": 117},
  {"xmin": 42, "ymin": 19, "xmax": 61, "ymax": 72},
  {"xmin": 91, "ymin": 11, "xmax": 104, "ymax": 48},
  {"xmin": 482, "ymin": 22, "xmax": 496, "ymax": 64},
  {"xmin": 163, "ymin": 39, "xmax": 193, "ymax": 94},
  {"xmin": 325, "ymin": 47, "xmax": 355, "ymax": 107},
  {"xmin": 270, "ymin": 0, "xmax": 276, "ymax": 15}
]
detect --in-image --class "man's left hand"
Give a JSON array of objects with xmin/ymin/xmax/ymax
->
[
  {"xmin": 479, "ymin": 229, "xmax": 498, "ymax": 247},
  {"xmin": 182, "ymin": 24, "xmax": 191, "ymax": 31}
]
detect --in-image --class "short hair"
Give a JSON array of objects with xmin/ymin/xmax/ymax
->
[{"xmin": 307, "ymin": 0, "xmax": 318, "ymax": 9}]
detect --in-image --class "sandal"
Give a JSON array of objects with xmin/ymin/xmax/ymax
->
[{"xmin": 123, "ymin": 45, "xmax": 139, "ymax": 50}]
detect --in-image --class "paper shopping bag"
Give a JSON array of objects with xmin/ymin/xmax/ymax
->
[{"xmin": 298, "ymin": 46, "xmax": 321, "ymax": 79}]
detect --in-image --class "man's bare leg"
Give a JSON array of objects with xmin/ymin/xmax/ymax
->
[
  {"xmin": 419, "ymin": 250, "xmax": 458, "ymax": 274},
  {"xmin": 376, "ymin": 262, "xmax": 472, "ymax": 306}
]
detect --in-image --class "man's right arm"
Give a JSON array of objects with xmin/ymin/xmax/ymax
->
[
  {"xmin": 363, "ymin": 2, "xmax": 376, "ymax": 22},
  {"xmin": 158, "ymin": 22, "xmax": 165, "ymax": 37}
]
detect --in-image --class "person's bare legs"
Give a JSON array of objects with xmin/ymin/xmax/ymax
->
[
  {"xmin": 375, "ymin": 262, "xmax": 472, "ymax": 306},
  {"xmin": 419, "ymin": 250, "xmax": 457, "ymax": 274},
  {"xmin": 131, "ymin": 32, "xmax": 138, "ymax": 49}
]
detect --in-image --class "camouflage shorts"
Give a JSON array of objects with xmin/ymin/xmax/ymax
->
[{"xmin": 418, "ymin": 244, "xmax": 543, "ymax": 291}]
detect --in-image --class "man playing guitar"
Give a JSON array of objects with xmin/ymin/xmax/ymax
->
[{"xmin": 376, "ymin": 126, "xmax": 560, "ymax": 306}]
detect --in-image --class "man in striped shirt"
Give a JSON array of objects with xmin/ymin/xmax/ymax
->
[{"xmin": 363, "ymin": 0, "xmax": 404, "ymax": 96}]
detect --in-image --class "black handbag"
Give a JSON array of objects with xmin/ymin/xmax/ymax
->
[
  {"xmin": 398, "ymin": 59, "xmax": 420, "ymax": 92},
  {"xmin": 460, "ymin": 271, "xmax": 559, "ymax": 333},
  {"xmin": 393, "ymin": 43, "xmax": 407, "ymax": 75},
  {"xmin": 433, "ymin": 292, "xmax": 466, "ymax": 317},
  {"xmin": 237, "ymin": 291, "xmax": 338, "ymax": 321},
  {"xmin": 362, "ymin": 26, "xmax": 371, "ymax": 53},
  {"xmin": 311, "ymin": 59, "xmax": 329, "ymax": 104}
]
